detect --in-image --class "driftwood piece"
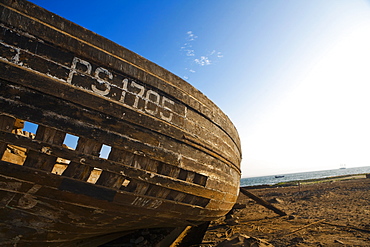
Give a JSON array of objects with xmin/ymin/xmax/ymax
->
[
  {"xmin": 285, "ymin": 219, "xmax": 325, "ymax": 235},
  {"xmin": 155, "ymin": 222, "xmax": 210, "ymax": 247},
  {"xmin": 322, "ymin": 221, "xmax": 370, "ymax": 233},
  {"xmin": 240, "ymin": 187, "xmax": 287, "ymax": 216}
]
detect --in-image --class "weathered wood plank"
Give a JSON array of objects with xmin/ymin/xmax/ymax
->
[
  {"xmin": 62, "ymin": 138, "xmax": 102, "ymax": 181},
  {"xmin": 240, "ymin": 187, "xmax": 287, "ymax": 216},
  {"xmin": 0, "ymin": 114, "xmax": 15, "ymax": 157},
  {"xmin": 23, "ymin": 126, "xmax": 66, "ymax": 172},
  {"xmin": 173, "ymin": 222, "xmax": 210, "ymax": 247}
]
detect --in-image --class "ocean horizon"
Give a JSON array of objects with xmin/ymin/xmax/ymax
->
[{"xmin": 240, "ymin": 166, "xmax": 370, "ymax": 187}]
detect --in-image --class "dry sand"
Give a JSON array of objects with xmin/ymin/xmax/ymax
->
[{"xmin": 202, "ymin": 176, "xmax": 370, "ymax": 246}]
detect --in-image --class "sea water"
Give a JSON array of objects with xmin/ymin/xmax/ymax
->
[{"xmin": 240, "ymin": 166, "xmax": 370, "ymax": 187}]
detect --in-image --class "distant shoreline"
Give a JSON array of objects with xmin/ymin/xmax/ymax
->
[{"xmin": 242, "ymin": 173, "xmax": 370, "ymax": 190}]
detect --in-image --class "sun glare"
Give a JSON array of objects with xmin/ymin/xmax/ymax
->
[{"xmin": 244, "ymin": 18, "xmax": 370, "ymax": 175}]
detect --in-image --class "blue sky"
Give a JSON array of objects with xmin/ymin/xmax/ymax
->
[{"xmin": 28, "ymin": 0, "xmax": 370, "ymax": 177}]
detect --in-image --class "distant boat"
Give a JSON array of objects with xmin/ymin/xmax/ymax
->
[
  {"xmin": 275, "ymin": 175, "xmax": 285, "ymax": 178},
  {"xmin": 340, "ymin": 164, "xmax": 346, "ymax": 169}
]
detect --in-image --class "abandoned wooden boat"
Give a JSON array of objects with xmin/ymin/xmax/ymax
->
[{"xmin": 0, "ymin": 0, "xmax": 242, "ymax": 245}]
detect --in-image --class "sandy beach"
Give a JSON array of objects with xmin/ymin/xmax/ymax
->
[{"xmin": 202, "ymin": 175, "xmax": 370, "ymax": 246}]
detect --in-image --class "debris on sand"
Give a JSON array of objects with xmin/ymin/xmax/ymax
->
[{"xmin": 216, "ymin": 234, "xmax": 273, "ymax": 247}]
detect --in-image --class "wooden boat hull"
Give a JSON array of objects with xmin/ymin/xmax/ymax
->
[{"xmin": 0, "ymin": 0, "xmax": 242, "ymax": 245}]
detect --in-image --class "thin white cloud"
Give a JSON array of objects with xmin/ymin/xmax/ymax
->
[
  {"xmin": 186, "ymin": 31, "xmax": 198, "ymax": 41},
  {"xmin": 186, "ymin": 49, "xmax": 195, "ymax": 56},
  {"xmin": 180, "ymin": 34, "xmax": 196, "ymax": 57},
  {"xmin": 180, "ymin": 31, "xmax": 223, "ymax": 79},
  {"xmin": 194, "ymin": 56, "xmax": 211, "ymax": 66}
]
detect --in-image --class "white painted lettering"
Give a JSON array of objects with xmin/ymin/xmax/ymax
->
[
  {"xmin": 131, "ymin": 82, "xmax": 145, "ymax": 108},
  {"xmin": 67, "ymin": 57, "xmax": 92, "ymax": 84},
  {"xmin": 145, "ymin": 90, "xmax": 160, "ymax": 115},
  {"xmin": 91, "ymin": 67, "xmax": 112, "ymax": 96},
  {"xmin": 160, "ymin": 97, "xmax": 175, "ymax": 122},
  {"xmin": 119, "ymin": 78, "xmax": 129, "ymax": 103},
  {"xmin": 66, "ymin": 57, "xmax": 178, "ymax": 123}
]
